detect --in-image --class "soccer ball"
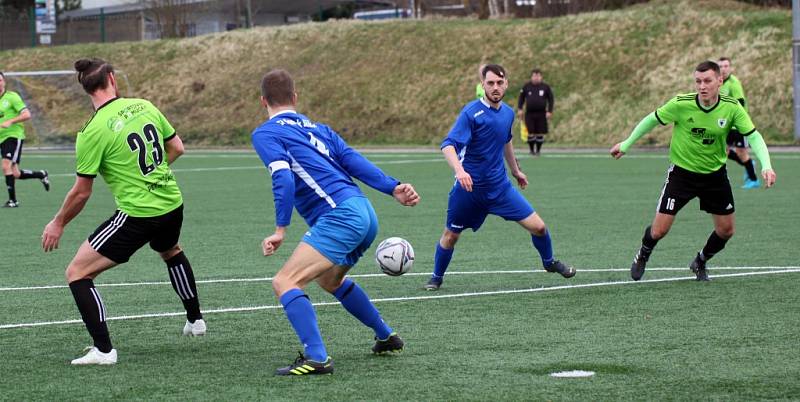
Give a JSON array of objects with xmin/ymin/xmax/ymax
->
[{"xmin": 374, "ymin": 237, "xmax": 414, "ymax": 276}]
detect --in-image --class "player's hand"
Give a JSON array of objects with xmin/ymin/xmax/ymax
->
[
  {"xmin": 546, "ymin": 112, "xmax": 552, "ymax": 120},
  {"xmin": 42, "ymin": 220, "xmax": 64, "ymax": 252},
  {"xmin": 456, "ymin": 170, "xmax": 473, "ymax": 192},
  {"xmin": 762, "ymin": 169, "xmax": 776, "ymax": 188},
  {"xmin": 610, "ymin": 143, "xmax": 626, "ymax": 159},
  {"xmin": 513, "ymin": 170, "xmax": 528, "ymax": 190},
  {"xmin": 392, "ymin": 183, "xmax": 420, "ymax": 206},
  {"xmin": 0, "ymin": 121, "xmax": 11, "ymax": 129},
  {"xmin": 262, "ymin": 232, "xmax": 284, "ymax": 256}
]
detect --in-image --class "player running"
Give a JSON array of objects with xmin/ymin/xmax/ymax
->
[
  {"xmin": 610, "ymin": 60, "xmax": 776, "ymax": 281},
  {"xmin": 424, "ymin": 64, "xmax": 575, "ymax": 291},
  {"xmin": 0, "ymin": 71, "xmax": 50, "ymax": 208},
  {"xmin": 41, "ymin": 58, "xmax": 206, "ymax": 365},
  {"xmin": 718, "ymin": 57, "xmax": 759, "ymax": 189},
  {"xmin": 252, "ymin": 69, "xmax": 419, "ymax": 376}
]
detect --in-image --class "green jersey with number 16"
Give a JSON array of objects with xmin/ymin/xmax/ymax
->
[{"xmin": 76, "ymin": 98, "xmax": 182, "ymax": 217}]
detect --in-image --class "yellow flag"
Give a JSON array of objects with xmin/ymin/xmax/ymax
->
[{"xmin": 520, "ymin": 121, "xmax": 528, "ymax": 142}]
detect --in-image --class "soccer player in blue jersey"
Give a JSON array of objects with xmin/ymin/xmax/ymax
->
[
  {"xmin": 424, "ymin": 64, "xmax": 575, "ymax": 291},
  {"xmin": 252, "ymin": 69, "xmax": 420, "ymax": 376}
]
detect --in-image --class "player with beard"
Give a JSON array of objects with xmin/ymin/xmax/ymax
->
[{"xmin": 424, "ymin": 64, "xmax": 575, "ymax": 291}]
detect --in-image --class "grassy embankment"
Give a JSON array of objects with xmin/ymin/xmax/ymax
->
[{"xmin": 1, "ymin": 0, "xmax": 792, "ymax": 146}]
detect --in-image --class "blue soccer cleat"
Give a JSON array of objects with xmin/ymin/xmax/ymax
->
[{"xmin": 741, "ymin": 179, "xmax": 761, "ymax": 189}]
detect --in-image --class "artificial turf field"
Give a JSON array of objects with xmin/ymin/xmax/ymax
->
[{"xmin": 1, "ymin": 150, "xmax": 798, "ymax": 401}]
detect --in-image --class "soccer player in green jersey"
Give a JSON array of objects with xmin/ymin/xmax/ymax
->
[
  {"xmin": 0, "ymin": 71, "xmax": 50, "ymax": 208},
  {"xmin": 41, "ymin": 58, "xmax": 205, "ymax": 365},
  {"xmin": 719, "ymin": 57, "xmax": 759, "ymax": 189},
  {"xmin": 610, "ymin": 61, "xmax": 776, "ymax": 281}
]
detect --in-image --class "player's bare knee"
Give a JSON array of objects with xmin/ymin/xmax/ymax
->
[
  {"xmin": 440, "ymin": 230, "xmax": 460, "ymax": 248},
  {"xmin": 650, "ymin": 226, "xmax": 669, "ymax": 240},
  {"xmin": 158, "ymin": 245, "xmax": 182, "ymax": 260},
  {"xmin": 717, "ymin": 226, "xmax": 735, "ymax": 239}
]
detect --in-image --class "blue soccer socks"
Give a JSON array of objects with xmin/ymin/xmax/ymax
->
[
  {"xmin": 333, "ymin": 279, "xmax": 392, "ymax": 340},
  {"xmin": 280, "ymin": 288, "xmax": 328, "ymax": 362},
  {"xmin": 531, "ymin": 230, "xmax": 555, "ymax": 267},
  {"xmin": 432, "ymin": 243, "xmax": 455, "ymax": 278}
]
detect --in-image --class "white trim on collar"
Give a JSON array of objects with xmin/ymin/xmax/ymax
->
[
  {"xmin": 479, "ymin": 97, "xmax": 500, "ymax": 110},
  {"xmin": 271, "ymin": 109, "xmax": 297, "ymax": 118}
]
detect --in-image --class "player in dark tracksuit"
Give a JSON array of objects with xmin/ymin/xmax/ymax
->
[{"xmin": 517, "ymin": 69, "xmax": 554, "ymax": 155}]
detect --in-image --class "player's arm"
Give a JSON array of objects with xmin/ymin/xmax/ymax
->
[
  {"xmin": 0, "ymin": 108, "xmax": 30, "ymax": 128},
  {"xmin": 546, "ymin": 86, "xmax": 554, "ymax": 116},
  {"xmin": 503, "ymin": 140, "xmax": 527, "ymax": 189},
  {"xmin": 164, "ymin": 133, "xmax": 185, "ymax": 164},
  {"xmin": 610, "ymin": 112, "xmax": 660, "ymax": 159},
  {"xmin": 442, "ymin": 144, "xmax": 472, "ymax": 192},
  {"xmin": 330, "ymin": 128, "xmax": 419, "ymax": 206},
  {"xmin": 252, "ymin": 130, "xmax": 296, "ymax": 256},
  {"xmin": 42, "ymin": 176, "xmax": 94, "ymax": 252},
  {"xmin": 735, "ymin": 105, "xmax": 776, "ymax": 187},
  {"xmin": 517, "ymin": 87, "xmax": 525, "ymax": 115}
]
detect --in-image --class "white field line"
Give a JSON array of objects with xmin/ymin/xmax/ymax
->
[
  {"xmin": 1, "ymin": 268, "xmax": 799, "ymax": 330},
  {"xmin": 2, "ymin": 266, "xmax": 798, "ymax": 292}
]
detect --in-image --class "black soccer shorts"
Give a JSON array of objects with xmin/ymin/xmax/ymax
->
[
  {"xmin": 524, "ymin": 112, "xmax": 549, "ymax": 135},
  {"xmin": 726, "ymin": 130, "xmax": 748, "ymax": 148},
  {"xmin": 656, "ymin": 165, "xmax": 735, "ymax": 216},
  {"xmin": 88, "ymin": 204, "xmax": 184, "ymax": 263},
  {"xmin": 0, "ymin": 138, "xmax": 23, "ymax": 163}
]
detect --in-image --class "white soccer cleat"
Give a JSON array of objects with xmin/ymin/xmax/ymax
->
[
  {"xmin": 71, "ymin": 346, "xmax": 117, "ymax": 365},
  {"xmin": 182, "ymin": 319, "xmax": 206, "ymax": 336}
]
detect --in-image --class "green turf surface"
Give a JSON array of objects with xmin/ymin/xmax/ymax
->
[{"xmin": 1, "ymin": 151, "xmax": 798, "ymax": 400}]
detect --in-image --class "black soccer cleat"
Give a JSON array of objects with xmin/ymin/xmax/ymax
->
[
  {"xmin": 631, "ymin": 250, "xmax": 649, "ymax": 281},
  {"xmin": 372, "ymin": 333, "xmax": 404, "ymax": 355},
  {"xmin": 544, "ymin": 260, "xmax": 576, "ymax": 278},
  {"xmin": 41, "ymin": 171, "xmax": 50, "ymax": 192},
  {"xmin": 423, "ymin": 276, "xmax": 442, "ymax": 291},
  {"xmin": 690, "ymin": 254, "xmax": 710, "ymax": 282},
  {"xmin": 2, "ymin": 200, "xmax": 19, "ymax": 208},
  {"xmin": 275, "ymin": 352, "xmax": 333, "ymax": 376}
]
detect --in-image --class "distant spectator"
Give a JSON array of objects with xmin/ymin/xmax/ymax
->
[{"xmin": 517, "ymin": 69, "xmax": 554, "ymax": 155}]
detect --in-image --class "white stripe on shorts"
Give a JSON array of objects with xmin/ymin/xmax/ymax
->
[{"xmin": 90, "ymin": 211, "xmax": 129, "ymax": 250}]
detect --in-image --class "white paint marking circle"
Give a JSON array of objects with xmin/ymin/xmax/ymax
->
[{"xmin": 550, "ymin": 370, "xmax": 595, "ymax": 378}]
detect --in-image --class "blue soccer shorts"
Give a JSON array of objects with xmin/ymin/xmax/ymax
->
[
  {"xmin": 302, "ymin": 196, "xmax": 379, "ymax": 267},
  {"xmin": 445, "ymin": 182, "xmax": 535, "ymax": 233}
]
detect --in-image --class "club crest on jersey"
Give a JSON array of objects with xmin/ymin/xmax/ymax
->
[
  {"xmin": 539, "ymin": 90, "xmax": 544, "ymax": 96},
  {"xmin": 0, "ymin": 100, "xmax": 8, "ymax": 109},
  {"xmin": 718, "ymin": 119, "xmax": 727, "ymax": 128}
]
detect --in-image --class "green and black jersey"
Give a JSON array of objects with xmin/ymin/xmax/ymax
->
[
  {"xmin": 655, "ymin": 93, "xmax": 755, "ymax": 174},
  {"xmin": 76, "ymin": 97, "xmax": 182, "ymax": 217},
  {"xmin": 720, "ymin": 74, "xmax": 746, "ymax": 109},
  {"xmin": 0, "ymin": 90, "xmax": 28, "ymax": 143}
]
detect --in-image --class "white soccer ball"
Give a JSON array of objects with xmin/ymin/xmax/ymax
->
[{"xmin": 375, "ymin": 237, "xmax": 414, "ymax": 276}]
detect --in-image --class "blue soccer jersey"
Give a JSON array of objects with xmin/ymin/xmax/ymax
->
[
  {"xmin": 441, "ymin": 98, "xmax": 515, "ymax": 193},
  {"xmin": 252, "ymin": 110, "xmax": 400, "ymax": 228}
]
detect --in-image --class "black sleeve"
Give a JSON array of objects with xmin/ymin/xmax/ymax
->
[
  {"xmin": 546, "ymin": 85, "xmax": 554, "ymax": 113},
  {"xmin": 517, "ymin": 86, "xmax": 526, "ymax": 110}
]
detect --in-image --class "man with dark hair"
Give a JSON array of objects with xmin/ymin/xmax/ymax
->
[
  {"xmin": 0, "ymin": 71, "xmax": 50, "ymax": 208},
  {"xmin": 42, "ymin": 58, "xmax": 206, "ymax": 365},
  {"xmin": 517, "ymin": 69, "xmax": 554, "ymax": 155},
  {"xmin": 252, "ymin": 69, "xmax": 419, "ymax": 375},
  {"xmin": 610, "ymin": 60, "xmax": 776, "ymax": 282},
  {"xmin": 718, "ymin": 57, "xmax": 759, "ymax": 189},
  {"xmin": 424, "ymin": 64, "xmax": 574, "ymax": 291}
]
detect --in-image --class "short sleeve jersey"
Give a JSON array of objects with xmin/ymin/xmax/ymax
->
[
  {"xmin": 441, "ymin": 99, "xmax": 515, "ymax": 193},
  {"xmin": 76, "ymin": 98, "xmax": 182, "ymax": 217},
  {"xmin": 0, "ymin": 90, "xmax": 28, "ymax": 142},
  {"xmin": 655, "ymin": 93, "xmax": 755, "ymax": 174},
  {"xmin": 720, "ymin": 75, "xmax": 746, "ymax": 109}
]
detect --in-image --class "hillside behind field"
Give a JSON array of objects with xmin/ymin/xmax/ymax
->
[{"xmin": 1, "ymin": 0, "xmax": 793, "ymax": 146}]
